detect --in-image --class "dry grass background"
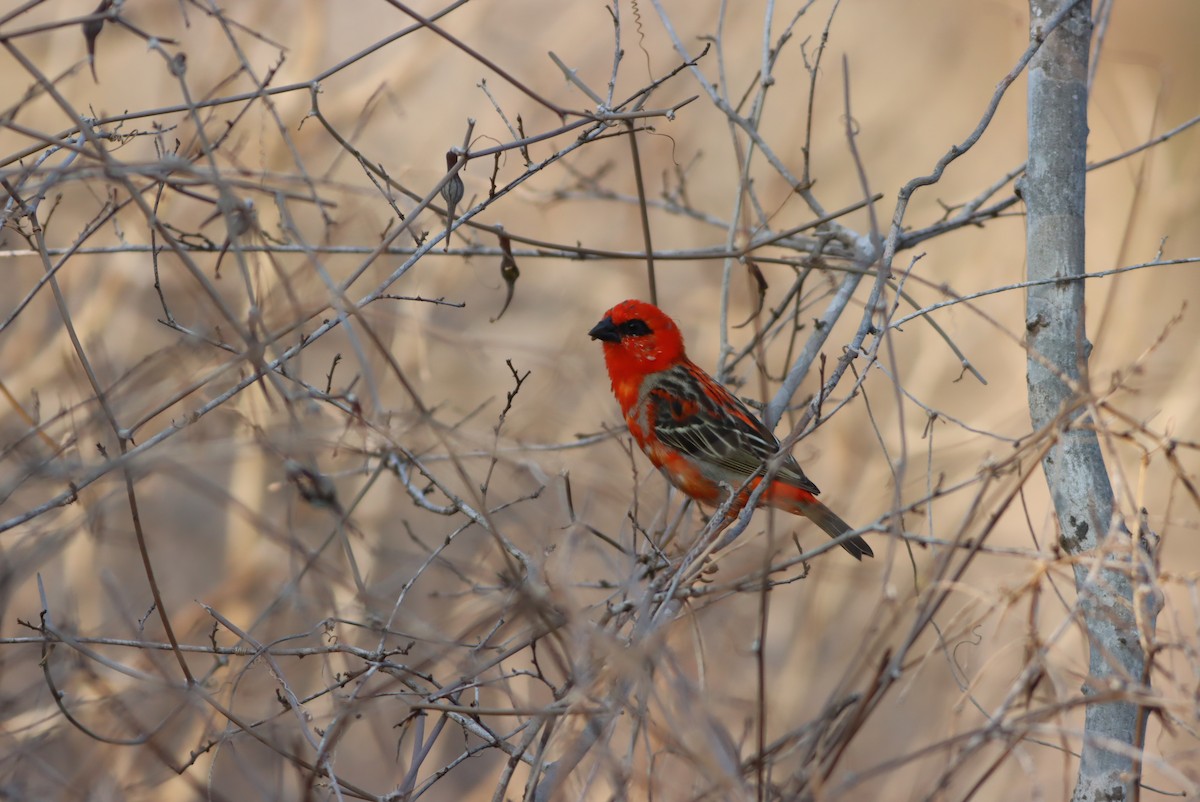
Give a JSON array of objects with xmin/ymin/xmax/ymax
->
[{"xmin": 1, "ymin": 1, "xmax": 1198, "ymax": 800}]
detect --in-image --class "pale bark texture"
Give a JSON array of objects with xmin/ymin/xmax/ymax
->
[{"xmin": 1025, "ymin": 2, "xmax": 1149, "ymax": 800}]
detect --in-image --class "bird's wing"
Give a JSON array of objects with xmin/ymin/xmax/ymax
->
[{"xmin": 646, "ymin": 362, "xmax": 820, "ymax": 495}]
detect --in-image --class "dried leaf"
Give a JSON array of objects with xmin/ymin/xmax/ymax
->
[
  {"xmin": 83, "ymin": 0, "xmax": 112, "ymax": 83},
  {"xmin": 491, "ymin": 233, "xmax": 520, "ymax": 322},
  {"xmin": 441, "ymin": 150, "xmax": 465, "ymax": 252},
  {"xmin": 731, "ymin": 258, "xmax": 768, "ymax": 328}
]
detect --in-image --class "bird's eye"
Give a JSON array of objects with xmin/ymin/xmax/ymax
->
[{"xmin": 618, "ymin": 319, "xmax": 652, "ymax": 337}]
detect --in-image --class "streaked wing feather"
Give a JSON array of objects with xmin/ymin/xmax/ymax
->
[{"xmin": 648, "ymin": 363, "xmax": 820, "ymax": 495}]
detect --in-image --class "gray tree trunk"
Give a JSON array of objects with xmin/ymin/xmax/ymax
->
[{"xmin": 1025, "ymin": 2, "xmax": 1150, "ymax": 800}]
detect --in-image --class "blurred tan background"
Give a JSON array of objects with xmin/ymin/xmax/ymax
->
[{"xmin": 1, "ymin": 0, "xmax": 1198, "ymax": 800}]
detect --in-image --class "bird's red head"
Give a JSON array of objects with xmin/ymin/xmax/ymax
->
[{"xmin": 588, "ymin": 300, "xmax": 687, "ymax": 384}]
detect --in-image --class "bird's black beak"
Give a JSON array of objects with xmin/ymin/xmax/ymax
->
[{"xmin": 588, "ymin": 316, "xmax": 621, "ymax": 342}]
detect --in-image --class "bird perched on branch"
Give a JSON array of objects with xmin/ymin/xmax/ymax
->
[{"xmin": 588, "ymin": 299, "xmax": 872, "ymax": 560}]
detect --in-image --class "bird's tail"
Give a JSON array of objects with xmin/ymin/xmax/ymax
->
[{"xmin": 775, "ymin": 490, "xmax": 873, "ymax": 560}]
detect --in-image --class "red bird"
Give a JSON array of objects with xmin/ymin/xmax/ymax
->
[{"xmin": 589, "ymin": 299, "xmax": 872, "ymax": 560}]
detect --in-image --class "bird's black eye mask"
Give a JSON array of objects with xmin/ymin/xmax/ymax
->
[{"xmin": 616, "ymin": 318, "xmax": 651, "ymax": 337}]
